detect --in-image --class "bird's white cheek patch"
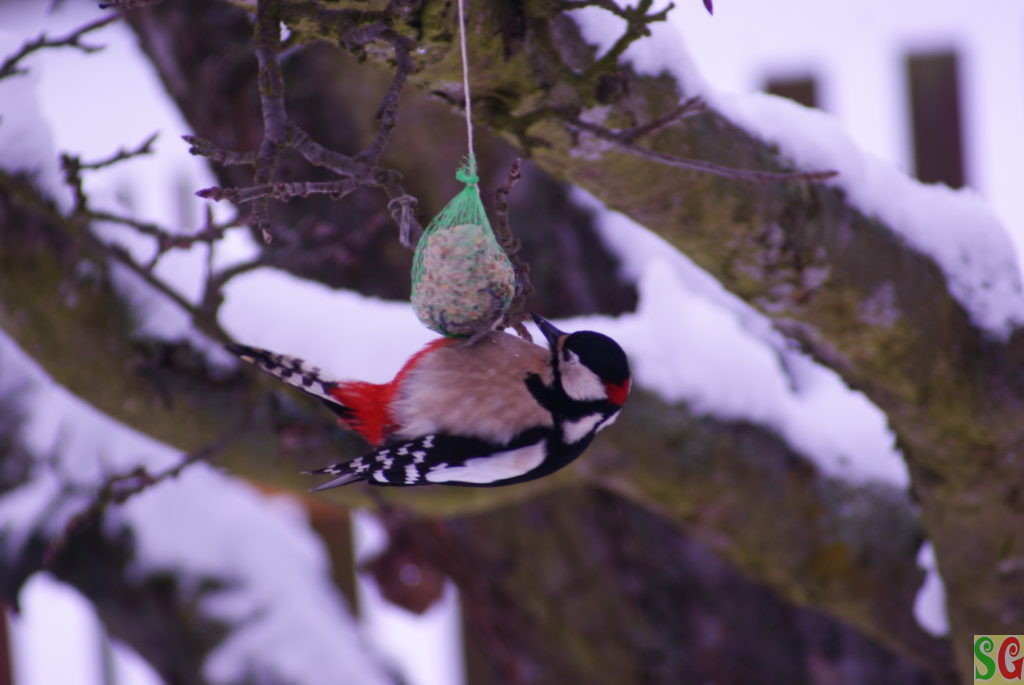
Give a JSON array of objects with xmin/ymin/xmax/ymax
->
[
  {"xmin": 561, "ymin": 414, "xmax": 604, "ymax": 444},
  {"xmin": 425, "ymin": 442, "xmax": 546, "ymax": 484},
  {"xmin": 560, "ymin": 364, "xmax": 605, "ymax": 401}
]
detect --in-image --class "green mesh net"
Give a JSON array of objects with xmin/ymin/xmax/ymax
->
[{"xmin": 411, "ymin": 158, "xmax": 515, "ymax": 338}]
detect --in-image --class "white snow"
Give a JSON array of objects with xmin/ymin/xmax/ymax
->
[
  {"xmin": 0, "ymin": 330, "xmax": 392, "ymax": 685},
  {"xmin": 571, "ymin": 1, "xmax": 1024, "ymax": 337},
  {"xmin": 0, "ymin": 32, "xmax": 66, "ymax": 206},
  {"xmin": 125, "ymin": 471, "xmax": 391, "ymax": 685},
  {"xmin": 569, "ymin": 1, "xmax": 707, "ymax": 95},
  {"xmin": 8, "ymin": 574, "xmax": 162, "ymax": 685},
  {"xmin": 580, "ymin": 190, "xmax": 908, "ymax": 487},
  {"xmin": 712, "ymin": 91, "xmax": 1024, "ymax": 337},
  {"xmin": 8, "ymin": 576, "xmax": 105, "ymax": 685},
  {"xmin": 665, "ymin": 0, "xmax": 1024, "ymax": 249},
  {"xmin": 353, "ymin": 511, "xmax": 466, "ymax": 685},
  {"xmin": 574, "ymin": 261, "xmax": 906, "ymax": 487},
  {"xmin": 913, "ymin": 542, "xmax": 949, "ymax": 637},
  {"xmin": 220, "ymin": 267, "xmax": 435, "ymax": 383}
]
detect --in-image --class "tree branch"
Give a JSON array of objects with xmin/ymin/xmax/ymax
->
[
  {"xmin": 0, "ymin": 14, "xmax": 116, "ymax": 81},
  {"xmin": 189, "ymin": 0, "xmax": 424, "ymax": 246},
  {"xmin": 79, "ymin": 132, "xmax": 159, "ymax": 170},
  {"xmin": 43, "ymin": 409, "xmax": 252, "ymax": 565},
  {"xmin": 492, "ymin": 158, "xmax": 533, "ymax": 338},
  {"xmin": 564, "ymin": 114, "xmax": 838, "ymax": 183}
]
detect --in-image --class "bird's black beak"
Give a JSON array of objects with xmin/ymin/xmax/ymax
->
[{"xmin": 531, "ymin": 313, "xmax": 566, "ymax": 348}]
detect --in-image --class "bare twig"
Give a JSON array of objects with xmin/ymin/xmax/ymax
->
[
  {"xmin": 43, "ymin": 414, "xmax": 253, "ymax": 565},
  {"xmin": 98, "ymin": 0, "xmax": 163, "ymax": 8},
  {"xmin": 59, "ymin": 133, "xmax": 159, "ymax": 214},
  {"xmin": 197, "ymin": 213, "xmax": 222, "ymax": 321},
  {"xmin": 182, "ymin": 135, "xmax": 257, "ymax": 166},
  {"xmin": 100, "ymin": 241, "xmax": 203, "ymax": 320},
  {"xmin": 493, "ymin": 160, "xmax": 521, "ymax": 249},
  {"xmin": 90, "ymin": 208, "xmax": 240, "ymax": 257},
  {"xmin": 193, "ymin": 0, "xmax": 424, "ymax": 247},
  {"xmin": 388, "ymin": 194, "xmax": 420, "ymax": 248},
  {"xmin": 251, "ymin": 0, "xmax": 289, "ymax": 244},
  {"xmin": 354, "ymin": 27, "xmax": 415, "ymax": 167},
  {"xmin": 610, "ymin": 96, "xmax": 705, "ymax": 143},
  {"xmin": 560, "ymin": 0, "xmax": 675, "ymax": 77},
  {"xmin": 557, "ymin": 0, "xmax": 672, "ymax": 24},
  {"xmin": 286, "ymin": 122, "xmax": 366, "ymax": 177},
  {"xmin": 0, "ymin": 14, "xmax": 116, "ymax": 81},
  {"xmin": 59, "ymin": 153, "xmax": 89, "ymax": 213},
  {"xmin": 59, "ymin": 130, "xmax": 242, "ymax": 279},
  {"xmin": 565, "ymin": 116, "xmax": 838, "ymax": 183},
  {"xmin": 10, "ymin": 147, "xmax": 240, "ymax": 345},
  {"xmin": 80, "ymin": 132, "xmax": 159, "ymax": 170},
  {"xmin": 197, "ymin": 178, "xmax": 366, "ymax": 204},
  {"xmin": 493, "ymin": 159, "xmax": 533, "ymax": 340}
]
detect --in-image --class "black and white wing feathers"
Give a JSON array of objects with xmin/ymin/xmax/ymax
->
[{"xmin": 306, "ymin": 431, "xmax": 559, "ymax": 490}]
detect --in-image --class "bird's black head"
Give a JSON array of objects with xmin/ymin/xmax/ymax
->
[
  {"xmin": 563, "ymin": 331, "xmax": 630, "ymax": 383},
  {"xmin": 532, "ymin": 314, "xmax": 631, "ymax": 405}
]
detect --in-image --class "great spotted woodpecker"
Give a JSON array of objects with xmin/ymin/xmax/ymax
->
[{"xmin": 226, "ymin": 314, "xmax": 630, "ymax": 490}]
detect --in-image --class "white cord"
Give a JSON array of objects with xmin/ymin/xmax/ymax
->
[{"xmin": 456, "ymin": 0, "xmax": 475, "ymax": 165}]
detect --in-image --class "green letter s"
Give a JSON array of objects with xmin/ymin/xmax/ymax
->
[{"xmin": 976, "ymin": 636, "xmax": 996, "ymax": 680}]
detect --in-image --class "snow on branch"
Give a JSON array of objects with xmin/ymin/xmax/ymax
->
[
  {"xmin": 558, "ymin": 0, "xmax": 676, "ymax": 78},
  {"xmin": 42, "ymin": 412, "xmax": 254, "ymax": 566}
]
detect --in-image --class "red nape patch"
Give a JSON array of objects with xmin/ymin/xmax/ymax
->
[
  {"xmin": 329, "ymin": 337, "xmax": 459, "ymax": 446},
  {"xmin": 604, "ymin": 379, "xmax": 630, "ymax": 406}
]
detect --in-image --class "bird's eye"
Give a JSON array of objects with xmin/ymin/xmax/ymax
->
[{"xmin": 563, "ymin": 349, "xmax": 580, "ymax": 364}]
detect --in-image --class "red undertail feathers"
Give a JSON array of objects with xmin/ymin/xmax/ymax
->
[{"xmin": 328, "ymin": 337, "xmax": 458, "ymax": 445}]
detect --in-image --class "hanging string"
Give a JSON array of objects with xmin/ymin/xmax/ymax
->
[
  {"xmin": 456, "ymin": 0, "xmax": 476, "ymax": 179},
  {"xmin": 410, "ymin": 0, "xmax": 517, "ymax": 338}
]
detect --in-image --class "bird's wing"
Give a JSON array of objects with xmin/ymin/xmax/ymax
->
[{"xmin": 305, "ymin": 432, "xmax": 548, "ymax": 490}]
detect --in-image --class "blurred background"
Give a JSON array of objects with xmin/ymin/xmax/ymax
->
[{"xmin": 1, "ymin": 0, "xmax": 1021, "ymax": 683}]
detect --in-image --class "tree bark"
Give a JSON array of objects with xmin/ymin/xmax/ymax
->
[{"xmin": 446, "ymin": 487, "xmax": 942, "ymax": 685}]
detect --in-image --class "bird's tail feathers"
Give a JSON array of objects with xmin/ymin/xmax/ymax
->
[
  {"xmin": 226, "ymin": 343, "xmax": 344, "ymax": 409},
  {"xmin": 304, "ymin": 462, "xmax": 365, "ymax": 491}
]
